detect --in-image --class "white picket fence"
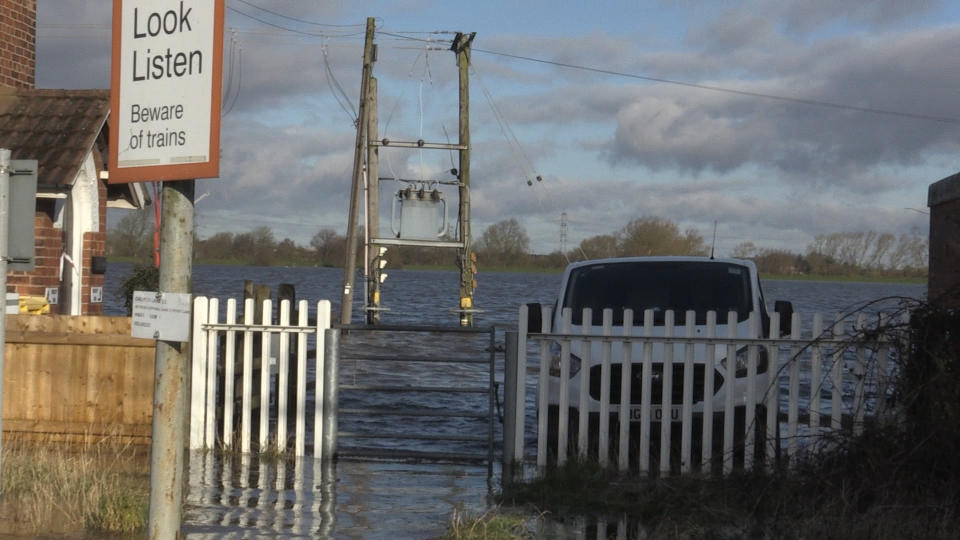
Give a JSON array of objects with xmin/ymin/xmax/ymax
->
[
  {"xmin": 189, "ymin": 297, "xmax": 332, "ymax": 457},
  {"xmin": 512, "ymin": 305, "xmax": 908, "ymax": 476}
]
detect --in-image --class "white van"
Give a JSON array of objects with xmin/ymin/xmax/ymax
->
[{"xmin": 526, "ymin": 256, "xmax": 794, "ymax": 456}]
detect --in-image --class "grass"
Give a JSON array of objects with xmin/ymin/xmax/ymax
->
[
  {"xmin": 0, "ymin": 434, "xmax": 149, "ymax": 535},
  {"xmin": 0, "ymin": 430, "xmax": 303, "ymax": 537},
  {"xmin": 494, "ymin": 446, "xmax": 959, "ymax": 538},
  {"xmin": 437, "ymin": 508, "xmax": 534, "ymax": 539}
]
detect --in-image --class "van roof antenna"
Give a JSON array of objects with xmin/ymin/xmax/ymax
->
[{"xmin": 710, "ymin": 220, "xmax": 718, "ymax": 259}]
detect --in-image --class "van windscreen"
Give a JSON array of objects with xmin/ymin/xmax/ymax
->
[{"xmin": 562, "ymin": 261, "xmax": 752, "ymax": 326}]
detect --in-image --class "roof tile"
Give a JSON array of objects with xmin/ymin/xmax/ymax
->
[{"xmin": 0, "ymin": 87, "xmax": 109, "ymax": 188}]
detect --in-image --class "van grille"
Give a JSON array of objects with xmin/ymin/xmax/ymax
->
[{"xmin": 588, "ymin": 363, "xmax": 721, "ymax": 405}]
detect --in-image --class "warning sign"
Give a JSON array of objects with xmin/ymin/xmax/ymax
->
[{"xmin": 109, "ymin": 0, "xmax": 224, "ymax": 183}]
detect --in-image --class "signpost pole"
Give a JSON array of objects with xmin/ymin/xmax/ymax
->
[
  {"xmin": 0, "ymin": 148, "xmax": 10, "ymax": 494},
  {"xmin": 147, "ymin": 180, "xmax": 194, "ymax": 539},
  {"xmin": 109, "ymin": 1, "xmax": 222, "ymax": 535}
]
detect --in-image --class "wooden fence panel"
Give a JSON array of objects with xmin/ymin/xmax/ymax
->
[{"xmin": 3, "ymin": 314, "xmax": 156, "ymax": 444}]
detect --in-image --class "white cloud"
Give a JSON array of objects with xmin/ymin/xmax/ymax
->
[{"xmin": 37, "ymin": 1, "xmax": 952, "ymax": 256}]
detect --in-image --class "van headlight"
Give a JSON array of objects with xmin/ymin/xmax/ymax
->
[
  {"xmin": 548, "ymin": 341, "xmax": 582, "ymax": 378},
  {"xmin": 721, "ymin": 346, "xmax": 769, "ymax": 377}
]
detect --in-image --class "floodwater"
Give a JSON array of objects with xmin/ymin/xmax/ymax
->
[{"xmin": 102, "ymin": 263, "xmax": 925, "ymax": 538}]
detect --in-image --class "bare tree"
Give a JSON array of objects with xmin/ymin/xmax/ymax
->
[
  {"xmin": 731, "ymin": 241, "xmax": 758, "ymax": 259},
  {"xmin": 196, "ymin": 231, "xmax": 235, "ymax": 261},
  {"xmin": 310, "ymin": 228, "xmax": 344, "ymax": 266},
  {"xmin": 577, "ymin": 234, "xmax": 618, "ymax": 259},
  {"xmin": 474, "ymin": 219, "xmax": 530, "ymax": 266},
  {"xmin": 617, "ymin": 217, "xmax": 707, "ymax": 256},
  {"xmin": 107, "ymin": 208, "xmax": 154, "ymax": 260}
]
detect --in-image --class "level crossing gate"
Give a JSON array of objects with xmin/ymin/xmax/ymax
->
[{"xmin": 188, "ymin": 296, "xmax": 499, "ymax": 470}]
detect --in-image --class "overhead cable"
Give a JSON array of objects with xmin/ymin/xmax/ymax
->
[
  {"xmin": 226, "ymin": 5, "xmax": 363, "ymax": 38},
  {"xmin": 322, "ymin": 42, "xmax": 358, "ymax": 124},
  {"xmin": 473, "ymin": 47, "xmax": 960, "ymax": 124},
  {"xmin": 232, "ymin": 0, "xmax": 365, "ymax": 28}
]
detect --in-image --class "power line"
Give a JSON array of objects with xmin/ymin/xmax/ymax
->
[
  {"xmin": 225, "ymin": 5, "xmax": 363, "ymax": 38},
  {"xmin": 222, "ymin": 43, "xmax": 243, "ymax": 116},
  {"xmin": 231, "ymin": 0, "xmax": 365, "ymax": 28},
  {"xmin": 472, "ymin": 47, "xmax": 960, "ymax": 125}
]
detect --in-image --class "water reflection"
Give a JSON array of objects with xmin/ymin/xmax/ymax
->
[
  {"xmin": 184, "ymin": 451, "xmax": 494, "ymax": 538},
  {"xmin": 185, "ymin": 452, "xmax": 335, "ymax": 537}
]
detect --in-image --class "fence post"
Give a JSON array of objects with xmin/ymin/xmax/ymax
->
[
  {"xmin": 189, "ymin": 296, "xmax": 208, "ymax": 450},
  {"xmin": 322, "ymin": 328, "xmax": 340, "ymax": 461},
  {"xmin": 503, "ymin": 331, "xmax": 520, "ymax": 481}
]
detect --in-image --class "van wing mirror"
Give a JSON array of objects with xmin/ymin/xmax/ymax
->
[
  {"xmin": 525, "ymin": 303, "xmax": 543, "ymax": 333},
  {"xmin": 774, "ymin": 300, "xmax": 794, "ymax": 336}
]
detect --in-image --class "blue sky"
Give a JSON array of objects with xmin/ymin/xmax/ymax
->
[{"xmin": 36, "ymin": 0, "xmax": 959, "ymax": 256}]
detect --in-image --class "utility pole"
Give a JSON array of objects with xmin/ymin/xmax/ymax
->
[
  {"xmin": 453, "ymin": 32, "xmax": 476, "ymax": 327},
  {"xmin": 341, "ymin": 17, "xmax": 376, "ymax": 326},
  {"xmin": 365, "ymin": 77, "xmax": 382, "ymax": 324}
]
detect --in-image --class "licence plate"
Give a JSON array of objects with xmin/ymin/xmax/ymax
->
[{"xmin": 630, "ymin": 406, "xmax": 682, "ymax": 422}]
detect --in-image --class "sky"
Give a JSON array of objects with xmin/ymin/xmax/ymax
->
[{"xmin": 35, "ymin": 0, "xmax": 960, "ymax": 257}]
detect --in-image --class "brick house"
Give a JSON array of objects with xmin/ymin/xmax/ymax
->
[{"xmin": 2, "ymin": 0, "xmax": 148, "ymax": 315}]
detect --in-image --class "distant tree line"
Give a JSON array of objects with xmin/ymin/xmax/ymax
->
[
  {"xmin": 107, "ymin": 209, "xmax": 928, "ymax": 278},
  {"xmin": 731, "ymin": 231, "xmax": 928, "ymax": 278}
]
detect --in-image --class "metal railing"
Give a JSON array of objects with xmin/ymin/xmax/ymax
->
[{"xmin": 334, "ymin": 323, "xmax": 498, "ymax": 470}]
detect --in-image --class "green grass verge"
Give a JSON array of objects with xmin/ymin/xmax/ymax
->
[
  {"xmin": 438, "ymin": 508, "xmax": 533, "ymax": 539},
  {"xmin": 0, "ymin": 436, "xmax": 149, "ymax": 535}
]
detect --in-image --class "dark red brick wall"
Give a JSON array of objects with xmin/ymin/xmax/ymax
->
[
  {"xmin": 0, "ymin": 0, "xmax": 36, "ymax": 89},
  {"xmin": 7, "ymin": 201, "xmax": 62, "ymax": 314}
]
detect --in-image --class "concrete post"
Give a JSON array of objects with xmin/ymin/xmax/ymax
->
[
  {"xmin": 0, "ymin": 148, "xmax": 10, "ymax": 493},
  {"xmin": 147, "ymin": 180, "xmax": 194, "ymax": 539}
]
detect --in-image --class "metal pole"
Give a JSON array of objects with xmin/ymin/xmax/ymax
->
[
  {"xmin": 503, "ymin": 331, "xmax": 518, "ymax": 481},
  {"xmin": 147, "ymin": 180, "xmax": 194, "ymax": 539},
  {"xmin": 341, "ymin": 17, "xmax": 376, "ymax": 326},
  {"xmin": 322, "ymin": 328, "xmax": 339, "ymax": 460},
  {"xmin": 0, "ymin": 148, "xmax": 10, "ymax": 494}
]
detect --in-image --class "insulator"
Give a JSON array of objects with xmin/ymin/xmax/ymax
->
[
  {"xmin": 536, "ymin": 175, "xmax": 543, "ymax": 182},
  {"xmin": 526, "ymin": 179, "xmax": 533, "ymax": 186},
  {"xmin": 450, "ymin": 168, "xmax": 458, "ymax": 176}
]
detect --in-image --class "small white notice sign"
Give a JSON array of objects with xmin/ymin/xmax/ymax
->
[{"xmin": 131, "ymin": 291, "xmax": 192, "ymax": 341}]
